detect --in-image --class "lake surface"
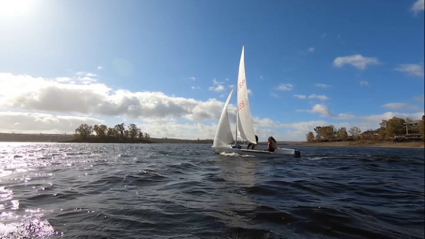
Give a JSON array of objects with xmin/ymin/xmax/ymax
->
[{"xmin": 0, "ymin": 143, "xmax": 423, "ymax": 239}]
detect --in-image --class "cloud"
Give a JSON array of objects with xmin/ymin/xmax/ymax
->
[
  {"xmin": 212, "ymin": 79, "xmax": 224, "ymax": 85},
  {"xmin": 191, "ymin": 86, "xmax": 200, "ymax": 90},
  {"xmin": 97, "ymin": 66, "xmax": 102, "ymax": 70},
  {"xmin": 76, "ymin": 72, "xmax": 97, "ymax": 77},
  {"xmin": 299, "ymin": 104, "xmax": 356, "ymax": 119},
  {"xmin": 310, "ymin": 104, "xmax": 331, "ymax": 117},
  {"xmin": 294, "ymin": 94, "xmax": 307, "ymax": 99},
  {"xmin": 308, "ymin": 94, "xmax": 329, "ymax": 101},
  {"xmin": 321, "ymin": 33, "xmax": 326, "ymax": 39},
  {"xmin": 415, "ymin": 96, "xmax": 425, "ymax": 102},
  {"xmin": 209, "ymin": 85, "xmax": 224, "ymax": 92},
  {"xmin": 0, "ymin": 112, "xmax": 104, "ymax": 134},
  {"xmin": 360, "ymin": 81, "xmax": 369, "ymax": 86},
  {"xmin": 315, "ymin": 83, "xmax": 331, "ymax": 88},
  {"xmin": 394, "ymin": 64, "xmax": 424, "ymax": 77},
  {"xmin": 300, "ymin": 103, "xmax": 423, "ymax": 126},
  {"xmin": 333, "ymin": 54, "xmax": 380, "ymax": 70},
  {"xmin": 382, "ymin": 103, "xmax": 420, "ymax": 111},
  {"xmin": 308, "ymin": 47, "xmax": 315, "ymax": 53},
  {"xmin": 270, "ymin": 93, "xmax": 279, "ymax": 98},
  {"xmin": 208, "ymin": 78, "xmax": 226, "ymax": 92},
  {"xmin": 277, "ymin": 84, "xmax": 293, "ymax": 91},
  {"xmin": 0, "ymin": 72, "xmax": 230, "ymax": 122},
  {"xmin": 294, "ymin": 94, "xmax": 329, "ymax": 100},
  {"xmin": 361, "ymin": 112, "xmax": 424, "ymax": 127},
  {"xmin": 260, "ymin": 76, "xmax": 264, "ymax": 79},
  {"xmin": 189, "ymin": 76, "xmax": 196, "ymax": 81},
  {"xmin": 411, "ymin": 0, "xmax": 424, "ymax": 14}
]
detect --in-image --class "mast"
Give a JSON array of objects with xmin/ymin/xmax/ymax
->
[{"xmin": 235, "ymin": 110, "xmax": 238, "ymax": 145}]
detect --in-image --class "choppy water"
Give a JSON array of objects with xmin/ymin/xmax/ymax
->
[{"xmin": 0, "ymin": 143, "xmax": 423, "ymax": 239}]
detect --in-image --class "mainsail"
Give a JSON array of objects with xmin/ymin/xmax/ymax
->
[{"xmin": 236, "ymin": 46, "xmax": 256, "ymax": 144}]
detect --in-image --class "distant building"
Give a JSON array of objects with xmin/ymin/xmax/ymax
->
[
  {"xmin": 406, "ymin": 120, "xmax": 421, "ymax": 127},
  {"xmin": 404, "ymin": 120, "xmax": 422, "ymax": 135}
]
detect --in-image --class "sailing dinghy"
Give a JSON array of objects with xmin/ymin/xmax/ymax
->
[{"xmin": 212, "ymin": 46, "xmax": 301, "ymax": 158}]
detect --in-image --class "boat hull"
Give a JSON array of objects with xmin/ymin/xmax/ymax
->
[{"xmin": 212, "ymin": 145, "xmax": 301, "ymax": 158}]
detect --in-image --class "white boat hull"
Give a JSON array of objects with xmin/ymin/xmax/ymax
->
[{"xmin": 212, "ymin": 145, "xmax": 301, "ymax": 158}]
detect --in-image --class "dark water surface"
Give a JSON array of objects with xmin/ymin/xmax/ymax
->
[{"xmin": 0, "ymin": 143, "xmax": 423, "ymax": 239}]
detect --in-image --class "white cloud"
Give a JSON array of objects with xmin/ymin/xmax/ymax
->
[
  {"xmin": 310, "ymin": 104, "xmax": 331, "ymax": 117},
  {"xmin": 300, "ymin": 103, "xmax": 423, "ymax": 125},
  {"xmin": 76, "ymin": 71, "xmax": 97, "ymax": 77},
  {"xmin": 209, "ymin": 85, "xmax": 225, "ymax": 92},
  {"xmin": 315, "ymin": 83, "xmax": 331, "ymax": 88},
  {"xmin": 360, "ymin": 81, "xmax": 369, "ymax": 86},
  {"xmin": 208, "ymin": 79, "xmax": 225, "ymax": 92},
  {"xmin": 294, "ymin": 94, "xmax": 307, "ymax": 99},
  {"xmin": 270, "ymin": 93, "xmax": 279, "ymax": 98},
  {"xmin": 191, "ymin": 86, "xmax": 200, "ymax": 90},
  {"xmin": 415, "ymin": 96, "xmax": 425, "ymax": 102},
  {"xmin": 308, "ymin": 47, "xmax": 315, "ymax": 53},
  {"xmin": 394, "ymin": 64, "xmax": 424, "ymax": 77},
  {"xmin": 333, "ymin": 54, "xmax": 380, "ymax": 70},
  {"xmin": 189, "ymin": 76, "xmax": 196, "ymax": 81},
  {"xmin": 0, "ymin": 112, "xmax": 104, "ymax": 134},
  {"xmin": 212, "ymin": 79, "xmax": 224, "ymax": 85},
  {"xmin": 382, "ymin": 103, "xmax": 420, "ymax": 111},
  {"xmin": 294, "ymin": 94, "xmax": 329, "ymax": 100},
  {"xmin": 308, "ymin": 94, "xmax": 329, "ymax": 101},
  {"xmin": 411, "ymin": 0, "xmax": 424, "ymax": 14},
  {"xmin": 277, "ymin": 84, "xmax": 293, "ymax": 91},
  {"xmin": 97, "ymin": 66, "xmax": 103, "ymax": 70},
  {"xmin": 0, "ymin": 72, "xmax": 230, "ymax": 122},
  {"xmin": 300, "ymin": 104, "xmax": 356, "ymax": 119}
]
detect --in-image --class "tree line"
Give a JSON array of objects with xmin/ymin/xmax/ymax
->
[
  {"xmin": 73, "ymin": 123, "xmax": 151, "ymax": 143},
  {"xmin": 306, "ymin": 116, "xmax": 425, "ymax": 142}
]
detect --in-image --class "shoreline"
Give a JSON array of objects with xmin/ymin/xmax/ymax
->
[
  {"xmin": 280, "ymin": 141, "xmax": 424, "ymax": 149},
  {"xmin": 0, "ymin": 132, "xmax": 423, "ymax": 148}
]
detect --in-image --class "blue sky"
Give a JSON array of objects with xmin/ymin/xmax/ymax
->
[{"xmin": 0, "ymin": 0, "xmax": 423, "ymax": 141}]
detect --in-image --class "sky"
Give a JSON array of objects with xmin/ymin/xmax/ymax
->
[{"xmin": 0, "ymin": 0, "xmax": 424, "ymax": 141}]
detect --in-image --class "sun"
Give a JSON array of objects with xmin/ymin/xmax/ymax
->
[{"xmin": 0, "ymin": 0, "xmax": 36, "ymax": 17}]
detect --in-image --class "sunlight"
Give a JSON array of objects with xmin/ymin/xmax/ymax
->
[{"xmin": 0, "ymin": 0, "xmax": 36, "ymax": 17}]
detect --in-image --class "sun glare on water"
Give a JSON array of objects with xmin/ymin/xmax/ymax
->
[{"xmin": 0, "ymin": 0, "xmax": 36, "ymax": 17}]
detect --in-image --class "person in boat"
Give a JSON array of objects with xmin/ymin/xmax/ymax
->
[
  {"xmin": 267, "ymin": 136, "xmax": 277, "ymax": 152},
  {"xmin": 247, "ymin": 135, "xmax": 258, "ymax": 149}
]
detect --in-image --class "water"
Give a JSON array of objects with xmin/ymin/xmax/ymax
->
[{"xmin": 0, "ymin": 143, "xmax": 423, "ymax": 239}]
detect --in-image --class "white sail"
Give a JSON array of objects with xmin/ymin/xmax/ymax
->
[
  {"xmin": 237, "ymin": 46, "xmax": 256, "ymax": 144},
  {"xmin": 213, "ymin": 89, "xmax": 235, "ymax": 147}
]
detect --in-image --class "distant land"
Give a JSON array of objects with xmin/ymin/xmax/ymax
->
[
  {"xmin": 0, "ymin": 133, "xmax": 213, "ymax": 144},
  {"xmin": 0, "ymin": 133, "xmax": 422, "ymax": 148},
  {"xmin": 285, "ymin": 140, "xmax": 424, "ymax": 148}
]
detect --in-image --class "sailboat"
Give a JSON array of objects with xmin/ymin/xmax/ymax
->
[{"xmin": 212, "ymin": 45, "xmax": 301, "ymax": 158}]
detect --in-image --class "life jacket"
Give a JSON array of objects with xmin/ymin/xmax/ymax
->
[{"xmin": 268, "ymin": 141, "xmax": 277, "ymax": 149}]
